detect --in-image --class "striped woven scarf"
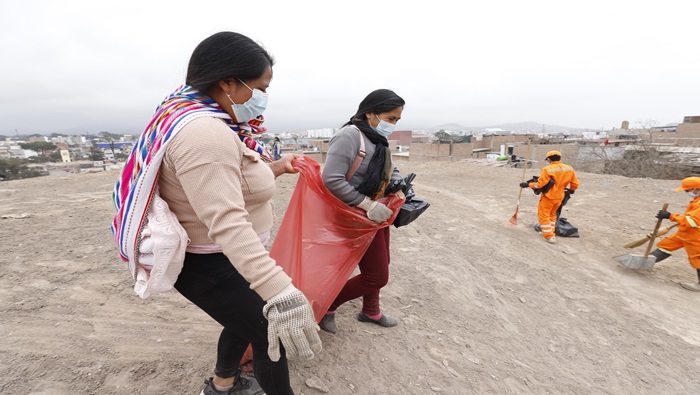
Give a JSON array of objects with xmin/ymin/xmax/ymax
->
[
  {"xmin": 239, "ymin": 115, "xmax": 272, "ymax": 160},
  {"xmin": 111, "ymin": 85, "xmax": 271, "ymax": 277}
]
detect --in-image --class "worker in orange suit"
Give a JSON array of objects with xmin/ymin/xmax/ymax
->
[
  {"xmin": 519, "ymin": 150, "xmax": 580, "ymax": 244},
  {"xmin": 649, "ymin": 177, "xmax": 700, "ymax": 292}
]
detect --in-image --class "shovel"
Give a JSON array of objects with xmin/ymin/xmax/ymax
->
[{"xmin": 614, "ymin": 202, "xmax": 668, "ymax": 270}]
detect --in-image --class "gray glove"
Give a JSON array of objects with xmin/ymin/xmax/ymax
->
[
  {"xmin": 263, "ymin": 284, "xmax": 322, "ymax": 362},
  {"xmin": 357, "ymin": 196, "xmax": 393, "ymax": 223}
]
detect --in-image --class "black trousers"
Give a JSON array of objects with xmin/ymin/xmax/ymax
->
[{"xmin": 174, "ymin": 252, "xmax": 293, "ymax": 395}]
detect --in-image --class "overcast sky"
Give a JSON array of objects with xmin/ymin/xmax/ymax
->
[{"xmin": 1, "ymin": 0, "xmax": 698, "ymax": 136}]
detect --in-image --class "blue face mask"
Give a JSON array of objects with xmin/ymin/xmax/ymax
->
[
  {"xmin": 371, "ymin": 114, "xmax": 396, "ymax": 137},
  {"xmin": 226, "ymin": 79, "xmax": 268, "ymax": 123}
]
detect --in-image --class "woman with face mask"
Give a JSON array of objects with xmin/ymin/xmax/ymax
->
[
  {"xmin": 112, "ymin": 32, "xmax": 321, "ymax": 395},
  {"xmin": 650, "ymin": 177, "xmax": 700, "ymax": 292},
  {"xmin": 319, "ymin": 89, "xmax": 406, "ymax": 334}
]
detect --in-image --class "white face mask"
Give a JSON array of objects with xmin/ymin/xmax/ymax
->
[
  {"xmin": 687, "ymin": 190, "xmax": 699, "ymax": 198},
  {"xmin": 226, "ymin": 79, "xmax": 268, "ymax": 123},
  {"xmin": 371, "ymin": 114, "xmax": 396, "ymax": 137}
]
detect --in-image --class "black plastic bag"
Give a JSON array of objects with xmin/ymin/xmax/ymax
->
[
  {"xmin": 391, "ymin": 173, "xmax": 430, "ymax": 228},
  {"xmin": 533, "ymin": 218, "xmax": 579, "ymax": 237},
  {"xmin": 394, "ymin": 198, "xmax": 430, "ymax": 228},
  {"xmin": 556, "ymin": 217, "xmax": 579, "ymax": 237}
]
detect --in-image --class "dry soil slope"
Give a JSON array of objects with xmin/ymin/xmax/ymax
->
[{"xmin": 1, "ymin": 160, "xmax": 699, "ymax": 394}]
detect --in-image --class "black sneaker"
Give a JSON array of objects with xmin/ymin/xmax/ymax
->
[
  {"xmin": 319, "ymin": 313, "xmax": 338, "ymax": 334},
  {"xmin": 200, "ymin": 376, "xmax": 265, "ymax": 395}
]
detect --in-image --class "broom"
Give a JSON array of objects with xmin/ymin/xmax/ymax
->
[
  {"xmin": 508, "ymin": 140, "xmax": 532, "ymax": 226},
  {"xmin": 623, "ymin": 223, "xmax": 678, "ymax": 249}
]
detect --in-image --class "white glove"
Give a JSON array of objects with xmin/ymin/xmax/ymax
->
[
  {"xmin": 357, "ymin": 196, "xmax": 393, "ymax": 223},
  {"xmin": 263, "ymin": 284, "xmax": 322, "ymax": 362}
]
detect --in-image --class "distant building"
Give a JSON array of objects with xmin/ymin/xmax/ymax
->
[
  {"xmin": 412, "ymin": 135, "xmax": 431, "ymax": 144},
  {"xmin": 650, "ymin": 124, "xmax": 678, "ymax": 132},
  {"xmin": 95, "ymin": 142, "xmax": 134, "ymax": 158},
  {"xmin": 677, "ymin": 115, "xmax": 700, "ymax": 138},
  {"xmin": 306, "ymin": 128, "xmax": 335, "ymax": 138},
  {"xmin": 617, "ymin": 134, "xmax": 639, "ymax": 140},
  {"xmin": 8, "ymin": 146, "xmax": 38, "ymax": 159},
  {"xmin": 94, "ymin": 142, "xmax": 133, "ymax": 151},
  {"xmin": 484, "ymin": 128, "xmax": 510, "ymax": 134},
  {"xmin": 582, "ymin": 131, "xmax": 608, "ymax": 140},
  {"xmin": 387, "ymin": 130, "xmax": 412, "ymax": 145},
  {"xmin": 60, "ymin": 150, "xmax": 71, "ymax": 163}
]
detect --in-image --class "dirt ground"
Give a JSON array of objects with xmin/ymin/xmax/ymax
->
[{"xmin": 2, "ymin": 159, "xmax": 700, "ymax": 395}]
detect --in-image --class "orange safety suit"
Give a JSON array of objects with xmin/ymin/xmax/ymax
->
[
  {"xmin": 528, "ymin": 160, "xmax": 580, "ymax": 240},
  {"xmin": 657, "ymin": 196, "xmax": 700, "ymax": 269}
]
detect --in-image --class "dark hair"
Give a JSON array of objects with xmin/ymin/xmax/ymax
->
[
  {"xmin": 186, "ymin": 32, "xmax": 275, "ymax": 93},
  {"xmin": 343, "ymin": 89, "xmax": 405, "ymax": 127},
  {"xmin": 548, "ymin": 155, "xmax": 561, "ymax": 161}
]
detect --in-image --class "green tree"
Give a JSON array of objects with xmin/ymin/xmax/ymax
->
[
  {"xmin": 20, "ymin": 141, "xmax": 57, "ymax": 155},
  {"xmin": 0, "ymin": 158, "xmax": 45, "ymax": 180},
  {"xmin": 433, "ymin": 130, "xmax": 450, "ymax": 143},
  {"xmin": 433, "ymin": 130, "xmax": 470, "ymax": 144},
  {"xmin": 50, "ymin": 151, "xmax": 63, "ymax": 161},
  {"xmin": 89, "ymin": 147, "xmax": 105, "ymax": 161},
  {"xmin": 99, "ymin": 131, "xmax": 122, "ymax": 141}
]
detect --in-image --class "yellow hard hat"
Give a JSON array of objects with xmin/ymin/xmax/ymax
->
[
  {"xmin": 675, "ymin": 177, "xmax": 700, "ymax": 191},
  {"xmin": 545, "ymin": 150, "xmax": 561, "ymax": 159}
]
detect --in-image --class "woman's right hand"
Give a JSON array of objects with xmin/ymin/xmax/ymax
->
[
  {"xmin": 357, "ymin": 196, "xmax": 393, "ymax": 223},
  {"xmin": 271, "ymin": 153, "xmax": 303, "ymax": 177},
  {"xmin": 263, "ymin": 284, "xmax": 322, "ymax": 361}
]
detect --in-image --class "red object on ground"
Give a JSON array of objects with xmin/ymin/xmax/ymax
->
[
  {"xmin": 239, "ymin": 345, "xmax": 254, "ymax": 372},
  {"xmin": 269, "ymin": 156, "xmax": 404, "ymax": 322}
]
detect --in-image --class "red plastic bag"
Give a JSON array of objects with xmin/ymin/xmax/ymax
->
[{"xmin": 269, "ymin": 156, "xmax": 404, "ymax": 322}]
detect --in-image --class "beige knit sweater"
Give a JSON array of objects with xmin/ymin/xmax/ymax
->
[{"xmin": 158, "ymin": 116, "xmax": 291, "ymax": 301}]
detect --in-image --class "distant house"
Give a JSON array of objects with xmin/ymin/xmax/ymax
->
[
  {"xmin": 484, "ymin": 128, "xmax": 509, "ymax": 134},
  {"xmin": 650, "ymin": 124, "xmax": 678, "ymax": 133},
  {"xmin": 94, "ymin": 142, "xmax": 133, "ymax": 152},
  {"xmin": 412, "ymin": 135, "xmax": 431, "ymax": 144},
  {"xmin": 616, "ymin": 134, "xmax": 639, "ymax": 140},
  {"xmin": 60, "ymin": 150, "xmax": 71, "ymax": 163},
  {"xmin": 387, "ymin": 130, "xmax": 412, "ymax": 145},
  {"xmin": 677, "ymin": 116, "xmax": 700, "ymax": 138},
  {"xmin": 8, "ymin": 146, "xmax": 38, "ymax": 159}
]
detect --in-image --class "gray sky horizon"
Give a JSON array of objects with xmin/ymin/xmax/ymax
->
[{"xmin": 1, "ymin": 0, "xmax": 698, "ymax": 136}]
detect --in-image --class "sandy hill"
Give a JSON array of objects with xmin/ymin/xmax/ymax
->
[{"xmin": 1, "ymin": 160, "xmax": 700, "ymax": 394}]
